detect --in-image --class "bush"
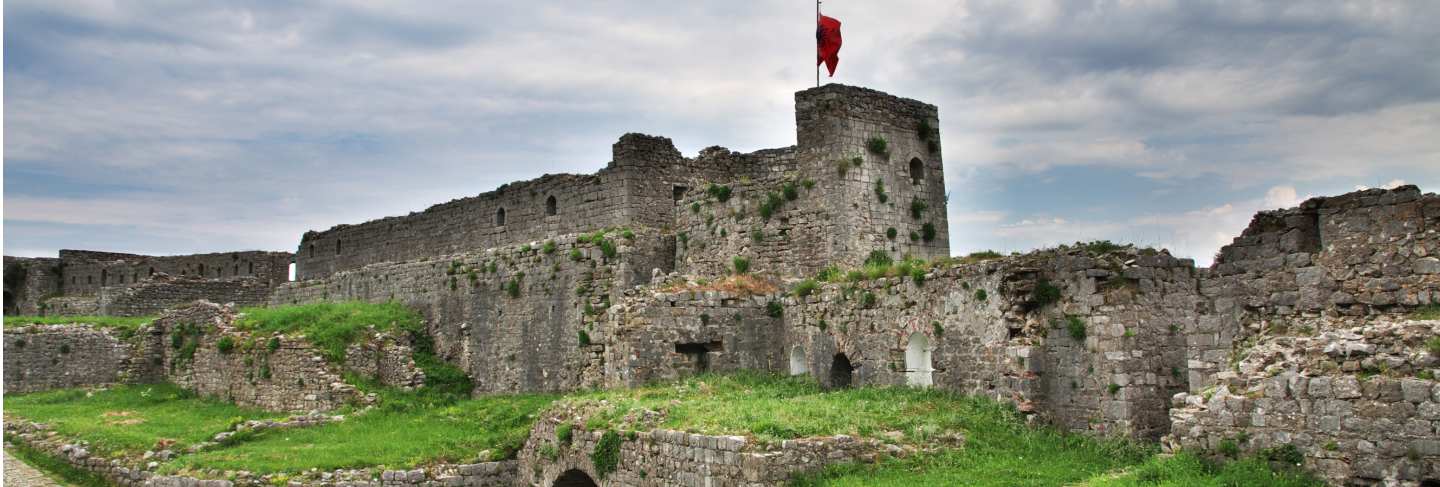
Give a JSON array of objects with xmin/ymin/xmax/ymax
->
[
  {"xmin": 266, "ymin": 337, "xmax": 281, "ymax": 353},
  {"xmin": 542, "ymin": 240, "xmax": 557, "ymax": 254},
  {"xmin": 1108, "ymin": 383, "xmax": 1121, "ymax": 395},
  {"xmin": 783, "ymin": 182, "xmax": 799, "ymax": 201},
  {"xmin": 866, "ymin": 137, "xmax": 888, "ymax": 155},
  {"xmin": 577, "ymin": 330, "xmax": 591, "ymax": 347},
  {"xmin": 766, "ymin": 301, "xmax": 784, "ymax": 318},
  {"xmin": 759, "ymin": 192, "xmax": 783, "ymax": 220},
  {"xmin": 910, "ymin": 198, "xmax": 928, "ymax": 219},
  {"xmin": 1428, "ymin": 336, "xmax": 1440, "ymax": 356},
  {"xmin": 793, "ymin": 279, "xmax": 819, "ymax": 298},
  {"xmin": 911, "ymin": 267, "xmax": 927, "ymax": 286},
  {"xmin": 592, "ymin": 430, "xmax": 622, "ymax": 479},
  {"xmin": 751, "ymin": 228, "xmax": 765, "ymax": 243},
  {"xmin": 864, "ymin": 250, "xmax": 894, "ymax": 268},
  {"xmin": 1218, "ymin": 439, "xmax": 1241, "ymax": 458},
  {"xmin": 932, "ymin": 321, "xmax": 944, "ymax": 337},
  {"xmin": 569, "ymin": 249, "xmax": 583, "ymax": 262},
  {"xmin": 691, "ymin": 201, "xmax": 701, "ymax": 213},
  {"xmin": 816, "ymin": 266, "xmax": 842, "ymax": 282},
  {"xmin": 860, "ymin": 291, "xmax": 878, "ymax": 308},
  {"xmin": 557, "ymin": 424, "xmax": 574, "ymax": 444},
  {"xmin": 706, "ymin": 183, "xmax": 732, "ymax": 202},
  {"xmin": 732, "ymin": 256, "xmax": 751, "ymax": 274},
  {"xmin": 910, "ymin": 231, "xmax": 920, "ymax": 241},
  {"xmin": 598, "ymin": 239, "xmax": 618, "ymax": 259},
  {"xmin": 1066, "ymin": 315, "xmax": 1087, "ymax": 341},
  {"xmin": 921, "ymin": 222, "xmax": 937, "ymax": 242},
  {"xmin": 974, "ymin": 289, "xmax": 988, "ymax": 301},
  {"xmin": 886, "ymin": 227, "xmax": 898, "ymax": 240},
  {"xmin": 216, "ymin": 336, "xmax": 236, "ymax": 355},
  {"xmin": 874, "ymin": 179, "xmax": 888, "ymax": 203},
  {"xmin": 505, "ymin": 278, "xmax": 521, "ymax": 298},
  {"xmin": 621, "ymin": 229, "xmax": 635, "ymax": 240},
  {"xmin": 1031, "ymin": 279, "xmax": 1062, "ymax": 307}
]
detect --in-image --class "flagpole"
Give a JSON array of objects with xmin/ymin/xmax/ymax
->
[{"xmin": 816, "ymin": 0, "xmax": 821, "ymax": 87}]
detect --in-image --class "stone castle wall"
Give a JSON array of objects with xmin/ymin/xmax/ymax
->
[
  {"xmin": 58, "ymin": 249, "xmax": 292, "ymax": 296},
  {"xmin": 2, "ymin": 324, "xmax": 144, "ymax": 393},
  {"xmin": 4, "ymin": 256, "xmax": 63, "ymax": 315},
  {"xmin": 97, "ymin": 275, "xmax": 275, "ymax": 316},
  {"xmin": 272, "ymin": 230, "xmax": 674, "ymax": 393}
]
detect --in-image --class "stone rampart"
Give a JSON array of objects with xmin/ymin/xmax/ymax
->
[
  {"xmin": 97, "ymin": 275, "xmax": 275, "ymax": 317},
  {"xmin": 58, "ymin": 249, "xmax": 292, "ymax": 297},
  {"xmin": 2, "ymin": 324, "xmax": 144, "ymax": 393}
]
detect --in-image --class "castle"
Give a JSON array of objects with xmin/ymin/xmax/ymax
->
[{"xmin": 5, "ymin": 84, "xmax": 1440, "ymax": 485}]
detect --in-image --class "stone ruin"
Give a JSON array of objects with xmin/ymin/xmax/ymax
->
[{"xmin": 4, "ymin": 84, "xmax": 1439, "ymax": 485}]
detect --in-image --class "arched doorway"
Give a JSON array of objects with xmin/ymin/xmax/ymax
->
[
  {"xmin": 905, "ymin": 333, "xmax": 933, "ymax": 387},
  {"xmin": 546, "ymin": 195, "xmax": 558, "ymax": 216},
  {"xmin": 830, "ymin": 353, "xmax": 854, "ymax": 389},
  {"xmin": 553, "ymin": 469, "xmax": 598, "ymax": 487},
  {"xmin": 496, "ymin": 207, "xmax": 507, "ymax": 226},
  {"xmin": 909, "ymin": 158, "xmax": 925, "ymax": 185},
  {"xmin": 789, "ymin": 346, "xmax": 808, "ymax": 376}
]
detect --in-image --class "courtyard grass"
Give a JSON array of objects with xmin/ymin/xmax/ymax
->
[
  {"xmin": 3, "ymin": 315, "xmax": 155, "ymax": 331},
  {"xmin": 1078, "ymin": 452, "xmax": 1324, "ymax": 487},
  {"xmin": 162, "ymin": 389, "xmax": 559, "ymax": 474},
  {"xmin": 2, "ymin": 383, "xmax": 280, "ymax": 458}
]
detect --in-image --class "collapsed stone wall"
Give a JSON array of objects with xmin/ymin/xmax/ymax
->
[
  {"xmin": 96, "ymin": 275, "xmax": 275, "ymax": 316},
  {"xmin": 2, "ymin": 324, "xmax": 145, "ymax": 394},
  {"xmin": 272, "ymin": 230, "xmax": 674, "ymax": 393}
]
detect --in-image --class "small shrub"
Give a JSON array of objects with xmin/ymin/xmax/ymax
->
[
  {"xmin": 932, "ymin": 321, "xmax": 944, "ymax": 337},
  {"xmin": 621, "ymin": 229, "xmax": 635, "ymax": 240},
  {"xmin": 874, "ymin": 179, "xmax": 888, "ymax": 203},
  {"xmin": 543, "ymin": 240, "xmax": 557, "ymax": 254},
  {"xmin": 1427, "ymin": 336, "xmax": 1440, "ymax": 356},
  {"xmin": 706, "ymin": 183, "xmax": 732, "ymax": 202},
  {"xmin": 557, "ymin": 424, "xmax": 574, "ymax": 444},
  {"xmin": 266, "ymin": 337, "xmax": 280, "ymax": 353},
  {"xmin": 751, "ymin": 228, "xmax": 765, "ymax": 243},
  {"xmin": 598, "ymin": 239, "xmax": 618, "ymax": 259},
  {"xmin": 1323, "ymin": 441, "xmax": 1339, "ymax": 451},
  {"xmin": 1218, "ymin": 439, "xmax": 1240, "ymax": 458},
  {"xmin": 793, "ymin": 279, "xmax": 819, "ymax": 298},
  {"xmin": 1080, "ymin": 240, "xmax": 1124, "ymax": 255},
  {"xmin": 816, "ymin": 266, "xmax": 842, "ymax": 282},
  {"xmin": 691, "ymin": 201, "xmax": 701, "ymax": 213},
  {"xmin": 591, "ymin": 430, "xmax": 622, "ymax": 479},
  {"xmin": 577, "ymin": 330, "xmax": 591, "ymax": 347},
  {"xmin": 759, "ymin": 192, "xmax": 783, "ymax": 220},
  {"xmin": 921, "ymin": 222, "xmax": 937, "ymax": 242},
  {"xmin": 1262, "ymin": 443, "xmax": 1304, "ymax": 465},
  {"xmin": 910, "ymin": 231, "xmax": 920, "ymax": 241},
  {"xmin": 678, "ymin": 232, "xmax": 689, "ymax": 249},
  {"xmin": 860, "ymin": 291, "xmax": 877, "ymax": 308},
  {"xmin": 974, "ymin": 289, "xmax": 988, "ymax": 301},
  {"xmin": 886, "ymin": 227, "xmax": 897, "ymax": 240},
  {"xmin": 864, "ymin": 250, "xmax": 893, "ymax": 268},
  {"xmin": 1031, "ymin": 279, "xmax": 1061, "ymax": 307},
  {"xmin": 766, "ymin": 301, "xmax": 784, "ymax": 318},
  {"xmin": 846, "ymin": 270, "xmax": 865, "ymax": 282},
  {"xmin": 732, "ymin": 256, "xmax": 751, "ymax": 274},
  {"xmin": 910, "ymin": 198, "xmax": 928, "ymax": 219},
  {"xmin": 910, "ymin": 267, "xmax": 927, "ymax": 285},
  {"xmin": 216, "ymin": 336, "xmax": 236, "ymax": 354},
  {"xmin": 783, "ymin": 181, "xmax": 799, "ymax": 201},
  {"xmin": 801, "ymin": 179, "xmax": 815, "ymax": 189},
  {"xmin": 866, "ymin": 136, "xmax": 888, "ymax": 155},
  {"xmin": 505, "ymin": 278, "xmax": 521, "ymax": 298},
  {"xmin": 1066, "ymin": 315, "xmax": 1087, "ymax": 341},
  {"xmin": 1108, "ymin": 383, "xmax": 1121, "ymax": 395}
]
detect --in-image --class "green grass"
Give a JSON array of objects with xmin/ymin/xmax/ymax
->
[
  {"xmin": 1079, "ymin": 452, "xmax": 1323, "ymax": 487},
  {"xmin": 3, "ymin": 383, "xmax": 280, "ymax": 458},
  {"xmin": 235, "ymin": 302, "xmax": 424, "ymax": 363},
  {"xmin": 4, "ymin": 442, "xmax": 112, "ymax": 487},
  {"xmin": 1416, "ymin": 304, "xmax": 1440, "ymax": 320},
  {"xmin": 3, "ymin": 315, "xmax": 154, "ymax": 331},
  {"xmin": 163, "ymin": 391, "xmax": 558, "ymax": 474}
]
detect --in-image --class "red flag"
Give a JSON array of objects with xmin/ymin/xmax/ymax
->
[{"xmin": 817, "ymin": 14, "xmax": 842, "ymax": 76}]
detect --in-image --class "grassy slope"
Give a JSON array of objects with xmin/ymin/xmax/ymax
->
[
  {"xmin": 3, "ymin": 315, "xmax": 154, "ymax": 330},
  {"xmin": 163, "ymin": 391, "xmax": 557, "ymax": 474},
  {"xmin": 3, "ymin": 384, "xmax": 279, "ymax": 458},
  {"xmin": 1078, "ymin": 453, "xmax": 1324, "ymax": 487},
  {"xmin": 235, "ymin": 301, "xmax": 423, "ymax": 362}
]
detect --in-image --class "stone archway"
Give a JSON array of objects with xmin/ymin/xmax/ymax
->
[
  {"xmin": 830, "ymin": 353, "xmax": 854, "ymax": 389},
  {"xmin": 553, "ymin": 469, "xmax": 598, "ymax": 487},
  {"xmin": 905, "ymin": 332, "xmax": 933, "ymax": 387}
]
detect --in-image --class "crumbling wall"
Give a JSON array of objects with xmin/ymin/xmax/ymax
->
[
  {"xmin": 602, "ymin": 286, "xmax": 784, "ymax": 388},
  {"xmin": 97, "ymin": 275, "xmax": 274, "ymax": 316},
  {"xmin": 3, "ymin": 256, "xmax": 62, "ymax": 315},
  {"xmin": 272, "ymin": 230, "xmax": 674, "ymax": 393},
  {"xmin": 2, "ymin": 324, "xmax": 143, "ymax": 393}
]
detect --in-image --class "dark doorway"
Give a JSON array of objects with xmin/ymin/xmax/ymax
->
[
  {"xmin": 675, "ymin": 341, "xmax": 724, "ymax": 374},
  {"xmin": 909, "ymin": 158, "xmax": 925, "ymax": 185},
  {"xmin": 553, "ymin": 469, "xmax": 598, "ymax": 487},
  {"xmin": 546, "ymin": 196, "xmax": 558, "ymax": 216},
  {"xmin": 672, "ymin": 185, "xmax": 689, "ymax": 202},
  {"xmin": 831, "ymin": 353, "xmax": 855, "ymax": 389}
]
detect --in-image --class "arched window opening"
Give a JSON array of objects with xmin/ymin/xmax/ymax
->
[
  {"xmin": 830, "ymin": 353, "xmax": 855, "ymax": 389},
  {"xmin": 309, "ymin": 244, "xmax": 315, "ymax": 258},
  {"xmin": 287, "ymin": 262, "xmax": 297, "ymax": 282},
  {"xmin": 248, "ymin": 262, "xmax": 254, "ymax": 275},
  {"xmin": 335, "ymin": 239, "xmax": 342, "ymax": 255},
  {"xmin": 552, "ymin": 469, "xmax": 598, "ymax": 487},
  {"xmin": 496, "ymin": 207, "xmax": 507, "ymax": 226},
  {"xmin": 100, "ymin": 269, "xmax": 107, "ymax": 285},
  {"xmin": 789, "ymin": 346, "xmax": 809, "ymax": 376},
  {"xmin": 909, "ymin": 158, "xmax": 925, "ymax": 185},
  {"xmin": 905, "ymin": 332, "xmax": 934, "ymax": 387},
  {"xmin": 198, "ymin": 263, "xmax": 206, "ymax": 276},
  {"xmin": 545, "ymin": 196, "xmax": 557, "ymax": 216}
]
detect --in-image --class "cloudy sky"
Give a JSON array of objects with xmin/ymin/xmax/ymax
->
[{"xmin": 5, "ymin": 1, "xmax": 1438, "ymax": 266}]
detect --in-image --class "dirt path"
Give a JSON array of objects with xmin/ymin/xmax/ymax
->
[{"xmin": 3, "ymin": 448, "xmax": 65, "ymax": 487}]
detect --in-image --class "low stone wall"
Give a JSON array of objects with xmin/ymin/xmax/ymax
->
[
  {"xmin": 516, "ymin": 415, "xmax": 902, "ymax": 486},
  {"xmin": 1166, "ymin": 317, "xmax": 1440, "ymax": 485},
  {"xmin": 99, "ymin": 275, "xmax": 275, "ymax": 317},
  {"xmin": 3, "ymin": 419, "xmax": 517, "ymax": 487},
  {"xmin": 2, "ymin": 324, "xmax": 143, "ymax": 393}
]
